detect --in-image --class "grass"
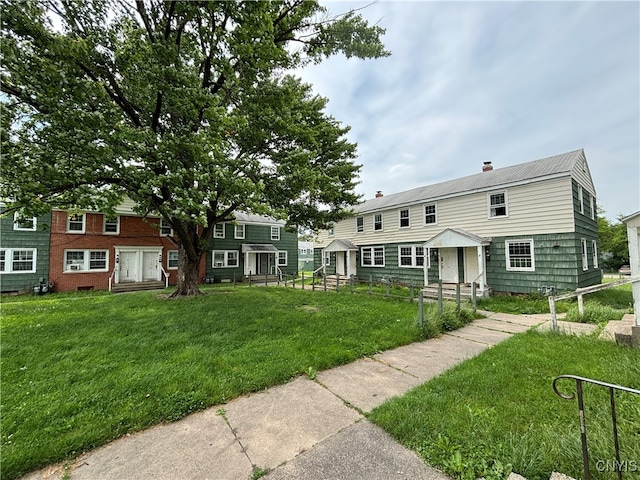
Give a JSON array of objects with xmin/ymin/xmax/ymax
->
[
  {"xmin": 1, "ymin": 285, "xmax": 475, "ymax": 479},
  {"xmin": 369, "ymin": 331, "xmax": 640, "ymax": 480}
]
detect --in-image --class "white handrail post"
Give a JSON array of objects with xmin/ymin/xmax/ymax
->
[{"xmin": 549, "ymin": 295, "xmax": 557, "ymax": 332}]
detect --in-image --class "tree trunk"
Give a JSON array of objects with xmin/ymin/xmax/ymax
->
[{"xmin": 170, "ymin": 244, "xmax": 204, "ymax": 297}]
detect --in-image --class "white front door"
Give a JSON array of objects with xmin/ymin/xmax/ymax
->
[
  {"xmin": 119, "ymin": 251, "xmax": 138, "ymax": 282},
  {"xmin": 142, "ymin": 251, "xmax": 159, "ymax": 281},
  {"xmin": 440, "ymin": 248, "xmax": 459, "ymax": 283}
]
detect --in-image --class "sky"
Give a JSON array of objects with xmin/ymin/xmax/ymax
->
[{"xmin": 295, "ymin": 1, "xmax": 640, "ymax": 222}]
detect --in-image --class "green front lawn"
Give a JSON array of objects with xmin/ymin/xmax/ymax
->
[
  {"xmin": 369, "ymin": 331, "xmax": 640, "ymax": 480},
  {"xmin": 1, "ymin": 286, "xmax": 465, "ymax": 479}
]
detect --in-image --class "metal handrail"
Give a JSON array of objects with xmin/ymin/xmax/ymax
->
[
  {"xmin": 108, "ymin": 266, "xmax": 117, "ymax": 292},
  {"xmin": 553, "ymin": 375, "xmax": 640, "ymax": 480},
  {"xmin": 159, "ymin": 265, "xmax": 170, "ymax": 288}
]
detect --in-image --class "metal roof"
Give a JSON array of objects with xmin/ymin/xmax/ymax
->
[{"xmin": 355, "ymin": 149, "xmax": 585, "ymax": 214}]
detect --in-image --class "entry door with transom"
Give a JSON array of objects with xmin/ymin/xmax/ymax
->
[
  {"xmin": 142, "ymin": 251, "xmax": 159, "ymax": 281},
  {"xmin": 119, "ymin": 251, "xmax": 138, "ymax": 282},
  {"xmin": 439, "ymin": 248, "xmax": 459, "ymax": 283}
]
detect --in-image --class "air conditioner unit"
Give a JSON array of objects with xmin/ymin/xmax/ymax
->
[{"xmin": 69, "ymin": 264, "xmax": 81, "ymax": 271}]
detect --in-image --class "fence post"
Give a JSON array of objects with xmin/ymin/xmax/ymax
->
[
  {"xmin": 312, "ymin": 273, "xmax": 315, "ymax": 291},
  {"xmin": 455, "ymin": 283, "xmax": 461, "ymax": 310},
  {"xmin": 350, "ymin": 275, "xmax": 354, "ymax": 294},
  {"xmin": 336, "ymin": 273, "xmax": 340, "ymax": 292},
  {"xmin": 385, "ymin": 280, "xmax": 390, "ymax": 298},
  {"xmin": 233, "ymin": 271, "xmax": 236, "ymax": 288},
  {"xmin": 438, "ymin": 280, "xmax": 443, "ymax": 314},
  {"xmin": 418, "ymin": 290, "xmax": 424, "ymax": 327},
  {"xmin": 472, "ymin": 282, "xmax": 476, "ymax": 309},
  {"xmin": 323, "ymin": 273, "xmax": 327, "ymax": 292},
  {"xmin": 549, "ymin": 295, "xmax": 558, "ymax": 332},
  {"xmin": 410, "ymin": 282, "xmax": 414, "ymax": 302},
  {"xmin": 578, "ymin": 293, "xmax": 584, "ymax": 317},
  {"xmin": 302, "ymin": 271, "xmax": 305, "ymax": 290}
]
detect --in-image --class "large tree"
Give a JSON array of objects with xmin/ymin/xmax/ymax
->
[{"xmin": 1, "ymin": 0, "xmax": 388, "ymax": 295}]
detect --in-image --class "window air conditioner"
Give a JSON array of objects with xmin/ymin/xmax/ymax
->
[{"xmin": 69, "ymin": 264, "xmax": 81, "ymax": 271}]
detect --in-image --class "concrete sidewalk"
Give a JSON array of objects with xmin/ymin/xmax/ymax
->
[{"xmin": 24, "ymin": 312, "xmax": 547, "ymax": 480}]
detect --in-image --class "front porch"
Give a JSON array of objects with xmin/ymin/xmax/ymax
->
[{"xmin": 424, "ymin": 228, "xmax": 491, "ymax": 298}]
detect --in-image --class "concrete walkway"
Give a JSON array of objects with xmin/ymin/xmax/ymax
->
[{"xmin": 25, "ymin": 312, "xmax": 562, "ymax": 480}]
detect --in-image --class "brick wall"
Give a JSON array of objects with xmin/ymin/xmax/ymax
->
[{"xmin": 50, "ymin": 211, "xmax": 205, "ymax": 292}]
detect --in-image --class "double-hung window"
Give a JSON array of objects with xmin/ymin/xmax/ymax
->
[
  {"xmin": 374, "ymin": 213, "xmax": 383, "ymax": 231},
  {"xmin": 592, "ymin": 240, "xmax": 598, "ymax": 269},
  {"xmin": 578, "ymin": 185, "xmax": 585, "ymax": 215},
  {"xmin": 0, "ymin": 248, "xmax": 37, "ymax": 273},
  {"xmin": 581, "ymin": 239, "xmax": 588, "ymax": 271},
  {"xmin": 505, "ymin": 240, "xmax": 534, "ymax": 271},
  {"xmin": 271, "ymin": 226, "xmax": 280, "ymax": 241},
  {"xmin": 212, "ymin": 250, "xmax": 238, "ymax": 268},
  {"xmin": 67, "ymin": 213, "xmax": 85, "ymax": 233},
  {"xmin": 488, "ymin": 192, "xmax": 507, "ymax": 218},
  {"xmin": 103, "ymin": 215, "xmax": 119, "ymax": 235},
  {"xmin": 399, "ymin": 209, "xmax": 410, "ymax": 228},
  {"xmin": 398, "ymin": 245, "xmax": 425, "ymax": 268},
  {"xmin": 361, "ymin": 246, "xmax": 385, "ymax": 267},
  {"xmin": 160, "ymin": 219, "xmax": 173, "ymax": 236},
  {"xmin": 356, "ymin": 216, "xmax": 364, "ymax": 233},
  {"xmin": 277, "ymin": 251, "xmax": 288, "ymax": 266},
  {"xmin": 168, "ymin": 250, "xmax": 179, "ymax": 269},
  {"xmin": 214, "ymin": 223, "xmax": 225, "ymax": 238},
  {"xmin": 14, "ymin": 212, "xmax": 36, "ymax": 231},
  {"xmin": 424, "ymin": 204, "xmax": 437, "ymax": 225},
  {"xmin": 234, "ymin": 224, "xmax": 245, "ymax": 239},
  {"xmin": 64, "ymin": 250, "xmax": 108, "ymax": 272}
]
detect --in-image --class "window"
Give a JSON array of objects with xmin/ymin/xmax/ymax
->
[
  {"xmin": 424, "ymin": 204, "xmax": 437, "ymax": 225},
  {"xmin": 590, "ymin": 196, "xmax": 595, "ymax": 220},
  {"xmin": 160, "ymin": 219, "xmax": 173, "ymax": 236},
  {"xmin": 214, "ymin": 223, "xmax": 225, "ymax": 238},
  {"xmin": 578, "ymin": 185, "xmax": 584, "ymax": 214},
  {"xmin": 328, "ymin": 226, "xmax": 334, "ymax": 237},
  {"xmin": 271, "ymin": 226, "xmax": 280, "ymax": 241},
  {"xmin": 398, "ymin": 245, "xmax": 425, "ymax": 268},
  {"xmin": 361, "ymin": 246, "xmax": 385, "ymax": 267},
  {"xmin": 323, "ymin": 251, "xmax": 331, "ymax": 266},
  {"xmin": 103, "ymin": 215, "xmax": 120, "ymax": 235},
  {"xmin": 356, "ymin": 216, "xmax": 364, "ymax": 233},
  {"xmin": 399, "ymin": 209, "xmax": 410, "ymax": 228},
  {"xmin": 67, "ymin": 213, "xmax": 85, "ymax": 233},
  {"xmin": 212, "ymin": 250, "xmax": 238, "ymax": 268},
  {"xmin": 505, "ymin": 240, "xmax": 534, "ymax": 271},
  {"xmin": 64, "ymin": 249, "xmax": 108, "ymax": 272},
  {"xmin": 14, "ymin": 212, "xmax": 36, "ymax": 231},
  {"xmin": 168, "ymin": 250, "xmax": 179, "ymax": 269},
  {"xmin": 277, "ymin": 251, "xmax": 288, "ymax": 266},
  {"xmin": 581, "ymin": 238, "xmax": 588, "ymax": 271},
  {"xmin": 300, "ymin": 248, "xmax": 307, "ymax": 255},
  {"xmin": 592, "ymin": 240, "xmax": 598, "ymax": 269},
  {"xmin": 0, "ymin": 249, "xmax": 37, "ymax": 273},
  {"xmin": 489, "ymin": 192, "xmax": 507, "ymax": 218},
  {"xmin": 374, "ymin": 213, "xmax": 383, "ymax": 231},
  {"xmin": 234, "ymin": 224, "xmax": 245, "ymax": 239}
]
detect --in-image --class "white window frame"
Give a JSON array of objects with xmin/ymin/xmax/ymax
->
[
  {"xmin": 592, "ymin": 240, "xmax": 599, "ymax": 269},
  {"xmin": 323, "ymin": 251, "xmax": 331, "ymax": 266},
  {"xmin": 424, "ymin": 204, "xmax": 437, "ymax": 225},
  {"xmin": 361, "ymin": 246, "xmax": 385, "ymax": 267},
  {"xmin": 234, "ymin": 224, "xmax": 245, "ymax": 239},
  {"xmin": 590, "ymin": 196, "xmax": 595, "ymax": 220},
  {"xmin": 277, "ymin": 251, "xmax": 288, "ymax": 267},
  {"xmin": 0, "ymin": 248, "xmax": 37, "ymax": 273},
  {"xmin": 67, "ymin": 213, "xmax": 86, "ymax": 234},
  {"xmin": 160, "ymin": 219, "xmax": 173, "ymax": 236},
  {"xmin": 211, "ymin": 250, "xmax": 239, "ymax": 268},
  {"xmin": 271, "ymin": 226, "xmax": 280, "ymax": 241},
  {"xmin": 64, "ymin": 249, "xmax": 109, "ymax": 273},
  {"xmin": 399, "ymin": 208, "xmax": 410, "ymax": 228},
  {"xmin": 356, "ymin": 216, "xmax": 364, "ymax": 233},
  {"xmin": 167, "ymin": 250, "xmax": 179, "ymax": 270},
  {"xmin": 214, "ymin": 223, "xmax": 225, "ymax": 238},
  {"xmin": 578, "ymin": 185, "xmax": 584, "ymax": 215},
  {"xmin": 103, "ymin": 215, "xmax": 120, "ymax": 235},
  {"xmin": 581, "ymin": 238, "xmax": 588, "ymax": 271},
  {"xmin": 374, "ymin": 213, "xmax": 383, "ymax": 231},
  {"xmin": 505, "ymin": 239, "xmax": 535, "ymax": 272},
  {"xmin": 13, "ymin": 212, "xmax": 37, "ymax": 231},
  {"xmin": 398, "ymin": 245, "xmax": 425, "ymax": 268},
  {"xmin": 488, "ymin": 191, "xmax": 508, "ymax": 218}
]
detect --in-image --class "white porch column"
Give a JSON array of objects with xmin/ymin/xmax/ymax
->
[
  {"xmin": 423, "ymin": 247, "xmax": 429, "ymax": 286},
  {"xmin": 476, "ymin": 245, "xmax": 486, "ymax": 294},
  {"xmin": 627, "ymin": 224, "xmax": 640, "ymax": 325}
]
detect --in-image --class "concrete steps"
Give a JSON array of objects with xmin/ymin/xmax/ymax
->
[
  {"xmin": 422, "ymin": 283, "xmax": 474, "ymax": 300},
  {"xmin": 600, "ymin": 314, "xmax": 639, "ymax": 347},
  {"xmin": 111, "ymin": 281, "xmax": 166, "ymax": 293}
]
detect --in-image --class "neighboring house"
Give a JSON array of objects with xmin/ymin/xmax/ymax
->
[
  {"xmin": 49, "ymin": 199, "xmax": 196, "ymax": 292},
  {"xmin": 298, "ymin": 241, "xmax": 314, "ymax": 272},
  {"xmin": 314, "ymin": 149, "xmax": 601, "ymax": 295},
  {"xmin": 204, "ymin": 212, "xmax": 298, "ymax": 282},
  {"xmin": 622, "ymin": 212, "xmax": 640, "ymax": 325},
  {"xmin": 0, "ymin": 207, "xmax": 52, "ymax": 293}
]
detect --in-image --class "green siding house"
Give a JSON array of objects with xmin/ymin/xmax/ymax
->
[
  {"xmin": 0, "ymin": 208, "xmax": 52, "ymax": 293},
  {"xmin": 314, "ymin": 149, "xmax": 601, "ymax": 295},
  {"xmin": 205, "ymin": 212, "xmax": 298, "ymax": 282}
]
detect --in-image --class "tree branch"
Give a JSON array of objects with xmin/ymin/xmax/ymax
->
[{"xmin": 135, "ymin": 0, "xmax": 156, "ymax": 43}]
